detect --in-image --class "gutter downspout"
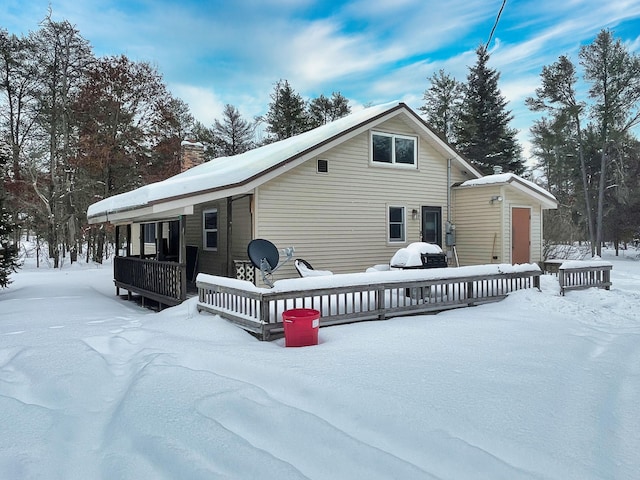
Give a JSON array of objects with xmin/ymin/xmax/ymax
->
[
  {"xmin": 447, "ymin": 158, "xmax": 452, "ymax": 226},
  {"xmin": 226, "ymin": 197, "xmax": 233, "ymax": 277},
  {"xmin": 447, "ymin": 158, "xmax": 459, "ymax": 266}
]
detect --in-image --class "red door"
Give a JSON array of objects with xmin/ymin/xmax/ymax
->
[{"xmin": 512, "ymin": 207, "xmax": 530, "ymax": 264}]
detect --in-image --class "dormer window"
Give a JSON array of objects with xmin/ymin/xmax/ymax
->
[{"xmin": 371, "ymin": 132, "xmax": 417, "ymax": 167}]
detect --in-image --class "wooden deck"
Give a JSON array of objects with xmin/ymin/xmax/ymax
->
[
  {"xmin": 558, "ymin": 262, "xmax": 612, "ymax": 295},
  {"xmin": 196, "ymin": 265, "xmax": 542, "ymax": 340},
  {"xmin": 110, "ymin": 258, "xmax": 613, "ymax": 317},
  {"xmin": 114, "ymin": 256, "xmax": 187, "ymax": 309}
]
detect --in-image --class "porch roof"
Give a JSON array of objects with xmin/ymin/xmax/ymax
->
[
  {"xmin": 454, "ymin": 173, "xmax": 558, "ymax": 209},
  {"xmin": 87, "ymin": 101, "xmax": 482, "ymax": 224}
]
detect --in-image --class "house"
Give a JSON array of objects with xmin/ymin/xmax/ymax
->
[{"xmin": 86, "ymin": 102, "xmax": 557, "ymax": 306}]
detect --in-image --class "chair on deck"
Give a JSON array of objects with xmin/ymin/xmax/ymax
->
[{"xmin": 294, "ymin": 259, "xmax": 333, "ymax": 278}]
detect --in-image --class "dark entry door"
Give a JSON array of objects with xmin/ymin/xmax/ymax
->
[
  {"xmin": 512, "ymin": 207, "xmax": 531, "ymax": 264},
  {"xmin": 421, "ymin": 206, "xmax": 442, "ymax": 246}
]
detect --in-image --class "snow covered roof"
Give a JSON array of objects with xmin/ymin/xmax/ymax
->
[
  {"xmin": 87, "ymin": 101, "xmax": 481, "ymax": 224},
  {"xmin": 456, "ymin": 173, "xmax": 558, "ymax": 208}
]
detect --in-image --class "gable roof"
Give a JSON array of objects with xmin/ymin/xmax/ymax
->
[
  {"xmin": 454, "ymin": 173, "xmax": 558, "ymax": 209},
  {"xmin": 87, "ymin": 101, "xmax": 482, "ymax": 224}
]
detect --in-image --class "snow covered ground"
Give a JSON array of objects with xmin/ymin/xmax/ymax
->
[{"xmin": 1, "ymin": 249, "xmax": 639, "ymax": 479}]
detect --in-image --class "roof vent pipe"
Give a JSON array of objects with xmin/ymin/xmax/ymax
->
[{"xmin": 493, "ymin": 165, "xmax": 503, "ymax": 175}]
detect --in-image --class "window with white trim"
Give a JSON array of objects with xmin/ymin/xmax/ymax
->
[
  {"xmin": 203, "ymin": 209, "xmax": 218, "ymax": 251},
  {"xmin": 388, "ymin": 206, "xmax": 406, "ymax": 242},
  {"xmin": 372, "ymin": 132, "xmax": 417, "ymax": 167}
]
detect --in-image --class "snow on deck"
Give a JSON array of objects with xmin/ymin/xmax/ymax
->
[{"xmin": 198, "ymin": 262, "xmax": 541, "ymax": 293}]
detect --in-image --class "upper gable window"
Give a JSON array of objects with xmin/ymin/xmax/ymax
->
[{"xmin": 371, "ymin": 132, "xmax": 417, "ymax": 167}]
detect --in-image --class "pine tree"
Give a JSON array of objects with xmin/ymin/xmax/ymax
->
[
  {"xmin": 526, "ymin": 55, "xmax": 596, "ymax": 252},
  {"xmin": 456, "ymin": 46, "xmax": 523, "ymax": 175},
  {"xmin": 580, "ymin": 29, "xmax": 640, "ymax": 255},
  {"xmin": 0, "ymin": 194, "xmax": 20, "ymax": 288},
  {"xmin": 264, "ymin": 80, "xmax": 308, "ymax": 142},
  {"xmin": 308, "ymin": 92, "xmax": 351, "ymax": 128},
  {"xmin": 420, "ymin": 69, "xmax": 464, "ymax": 143},
  {"xmin": 213, "ymin": 104, "xmax": 255, "ymax": 156}
]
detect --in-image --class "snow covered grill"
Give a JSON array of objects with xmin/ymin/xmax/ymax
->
[
  {"xmin": 390, "ymin": 242, "xmax": 448, "ymax": 270},
  {"xmin": 418, "ymin": 253, "xmax": 448, "ymax": 269}
]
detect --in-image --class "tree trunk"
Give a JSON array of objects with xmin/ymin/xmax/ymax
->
[
  {"xmin": 595, "ymin": 145, "xmax": 607, "ymax": 257},
  {"xmin": 94, "ymin": 229, "xmax": 105, "ymax": 264},
  {"xmin": 575, "ymin": 115, "xmax": 596, "ymax": 256},
  {"xmin": 48, "ymin": 221, "xmax": 60, "ymax": 269},
  {"xmin": 86, "ymin": 228, "xmax": 92, "ymax": 264}
]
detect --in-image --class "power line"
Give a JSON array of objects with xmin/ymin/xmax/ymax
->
[{"xmin": 486, "ymin": 0, "xmax": 507, "ymax": 50}]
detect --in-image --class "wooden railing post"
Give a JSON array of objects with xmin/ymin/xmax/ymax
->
[
  {"xmin": 377, "ymin": 286, "xmax": 386, "ymax": 320},
  {"xmin": 466, "ymin": 281, "xmax": 474, "ymax": 300},
  {"xmin": 179, "ymin": 215, "xmax": 187, "ymax": 301}
]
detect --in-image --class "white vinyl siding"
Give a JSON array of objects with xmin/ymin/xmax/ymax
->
[
  {"xmin": 453, "ymin": 184, "xmax": 546, "ymax": 266},
  {"xmin": 452, "ymin": 185, "xmax": 503, "ymax": 265},
  {"xmin": 253, "ymin": 116, "xmax": 467, "ymax": 279}
]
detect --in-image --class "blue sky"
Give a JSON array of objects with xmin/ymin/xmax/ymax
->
[{"xmin": 2, "ymin": 0, "xmax": 640, "ymax": 159}]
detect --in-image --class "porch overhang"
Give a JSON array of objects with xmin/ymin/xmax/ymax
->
[
  {"xmin": 88, "ymin": 181, "xmax": 256, "ymax": 225},
  {"xmin": 88, "ymin": 204, "xmax": 195, "ymax": 225},
  {"xmin": 453, "ymin": 175, "xmax": 558, "ymax": 210}
]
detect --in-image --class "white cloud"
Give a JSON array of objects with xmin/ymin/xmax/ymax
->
[
  {"xmin": 170, "ymin": 84, "xmax": 225, "ymax": 126},
  {"xmin": 500, "ymin": 75, "xmax": 541, "ymax": 105},
  {"xmin": 285, "ymin": 19, "xmax": 405, "ymax": 89}
]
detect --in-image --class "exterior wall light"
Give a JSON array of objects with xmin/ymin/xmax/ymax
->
[
  {"xmin": 490, "ymin": 195, "xmax": 503, "ymax": 204},
  {"xmin": 412, "ymin": 209, "xmax": 419, "ymax": 220}
]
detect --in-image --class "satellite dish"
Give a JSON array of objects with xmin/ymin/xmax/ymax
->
[
  {"xmin": 248, "ymin": 239, "xmax": 279, "ymax": 272},
  {"xmin": 247, "ymin": 239, "xmax": 295, "ymax": 287}
]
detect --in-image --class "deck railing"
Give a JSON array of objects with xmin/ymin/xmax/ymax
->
[
  {"xmin": 196, "ymin": 265, "xmax": 542, "ymax": 340},
  {"xmin": 114, "ymin": 256, "xmax": 186, "ymax": 308},
  {"xmin": 558, "ymin": 261, "xmax": 612, "ymax": 295}
]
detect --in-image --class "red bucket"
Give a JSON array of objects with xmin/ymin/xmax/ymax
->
[{"xmin": 282, "ymin": 308, "xmax": 320, "ymax": 347}]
